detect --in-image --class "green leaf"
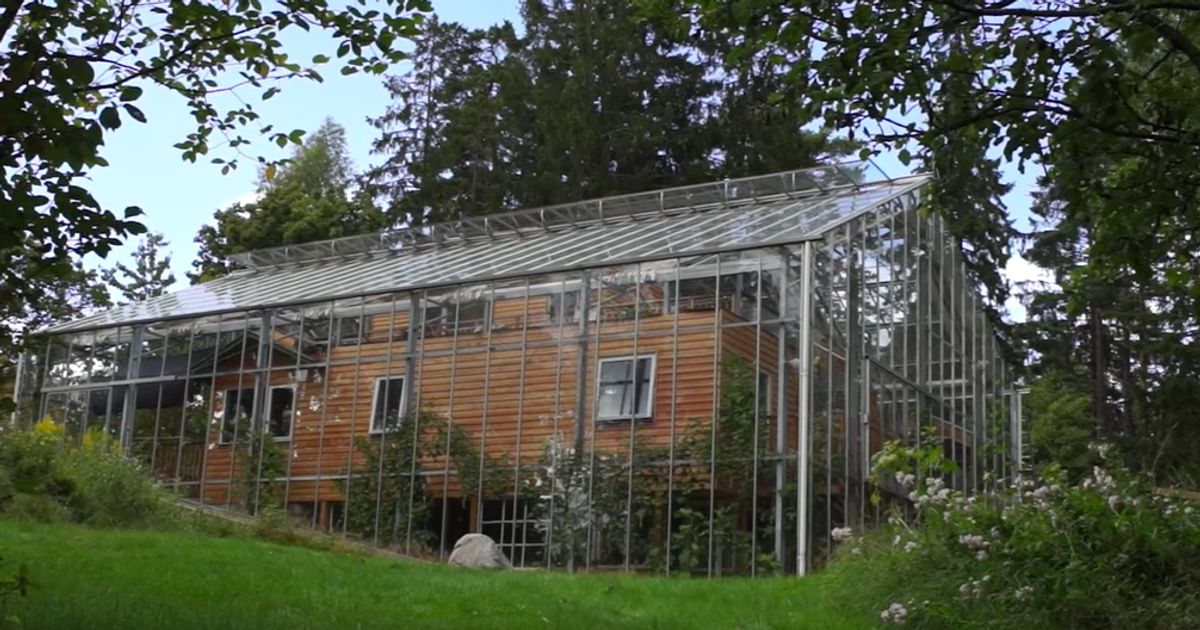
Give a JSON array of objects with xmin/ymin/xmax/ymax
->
[
  {"xmin": 120, "ymin": 86, "xmax": 143, "ymax": 102},
  {"xmin": 99, "ymin": 107, "xmax": 121, "ymax": 130},
  {"xmin": 123, "ymin": 104, "xmax": 147, "ymax": 123}
]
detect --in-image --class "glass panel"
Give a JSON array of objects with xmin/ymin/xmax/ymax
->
[
  {"xmin": 268, "ymin": 386, "xmax": 295, "ymax": 439},
  {"xmin": 221, "ymin": 388, "xmax": 254, "ymax": 444},
  {"xmin": 372, "ymin": 377, "xmax": 405, "ymax": 431}
]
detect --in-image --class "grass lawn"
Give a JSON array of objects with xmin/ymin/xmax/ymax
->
[{"xmin": 0, "ymin": 519, "xmax": 874, "ymax": 629}]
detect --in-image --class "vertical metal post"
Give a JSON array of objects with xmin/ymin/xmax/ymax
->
[
  {"xmin": 251, "ymin": 313, "xmax": 278, "ymax": 513},
  {"xmin": 665, "ymin": 260, "xmax": 682, "ymax": 575},
  {"xmin": 394, "ymin": 292, "xmax": 421, "ymax": 543},
  {"xmin": 199, "ymin": 315, "xmax": 240, "ymax": 505},
  {"xmin": 312, "ymin": 301, "xmax": 339, "ymax": 529},
  {"xmin": 341, "ymin": 301, "xmax": 369, "ymax": 535},
  {"xmin": 845, "ymin": 222, "xmax": 861, "ymax": 529},
  {"xmin": 371, "ymin": 296, "xmax": 401, "ymax": 545},
  {"xmin": 10, "ymin": 350, "xmax": 26, "ymax": 427},
  {"xmin": 574, "ymin": 271, "xmax": 592, "ymax": 454},
  {"xmin": 545, "ymin": 278, "xmax": 569, "ymax": 569},
  {"xmin": 474, "ymin": 285, "xmax": 498, "ymax": 532},
  {"xmin": 796, "ymin": 241, "xmax": 814, "ymax": 576},
  {"xmin": 774, "ymin": 248, "xmax": 789, "ymax": 569},
  {"xmin": 622, "ymin": 265, "xmax": 643, "ymax": 571},
  {"xmin": 750, "ymin": 254, "xmax": 763, "ymax": 577},
  {"xmin": 119, "ymin": 325, "xmax": 145, "ymax": 454},
  {"xmin": 510, "ymin": 281, "xmax": 532, "ymax": 566},
  {"xmin": 36, "ymin": 337, "xmax": 54, "ymax": 424},
  {"xmin": 279, "ymin": 314, "xmax": 307, "ymax": 516},
  {"xmin": 438, "ymin": 298, "xmax": 463, "ymax": 560},
  {"xmin": 706, "ymin": 255, "xmax": 723, "ymax": 577},
  {"xmin": 584, "ymin": 273, "xmax": 605, "ymax": 572},
  {"xmin": 172, "ymin": 322, "xmax": 200, "ymax": 495},
  {"xmin": 147, "ymin": 330, "xmax": 169, "ymax": 476}
]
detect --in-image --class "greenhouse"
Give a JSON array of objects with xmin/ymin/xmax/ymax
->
[{"xmin": 12, "ymin": 162, "xmax": 1021, "ymax": 576}]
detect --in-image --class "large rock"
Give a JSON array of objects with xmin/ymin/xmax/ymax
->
[{"xmin": 448, "ymin": 533, "xmax": 512, "ymax": 569}]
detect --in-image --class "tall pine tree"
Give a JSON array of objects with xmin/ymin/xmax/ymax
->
[
  {"xmin": 367, "ymin": 0, "xmax": 849, "ymax": 226},
  {"xmin": 103, "ymin": 232, "xmax": 177, "ymax": 304}
]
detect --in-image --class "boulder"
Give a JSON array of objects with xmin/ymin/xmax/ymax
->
[{"xmin": 448, "ymin": 533, "xmax": 512, "ymax": 569}]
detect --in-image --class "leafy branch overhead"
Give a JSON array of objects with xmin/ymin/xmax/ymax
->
[
  {"xmin": 668, "ymin": 1, "xmax": 1200, "ymax": 307},
  {"xmin": 0, "ymin": 0, "xmax": 430, "ymax": 359}
]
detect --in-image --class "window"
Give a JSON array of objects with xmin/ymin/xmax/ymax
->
[
  {"xmin": 370, "ymin": 377, "xmax": 407, "ymax": 433},
  {"xmin": 267, "ymin": 385, "xmax": 295, "ymax": 439},
  {"xmin": 336, "ymin": 315, "xmax": 363, "ymax": 346},
  {"xmin": 597, "ymin": 356, "xmax": 655, "ymax": 420},
  {"xmin": 757, "ymin": 371, "xmax": 774, "ymax": 418},
  {"xmin": 547, "ymin": 291, "xmax": 581, "ymax": 325},
  {"xmin": 220, "ymin": 388, "xmax": 255, "ymax": 444},
  {"xmin": 424, "ymin": 300, "xmax": 489, "ymax": 336}
]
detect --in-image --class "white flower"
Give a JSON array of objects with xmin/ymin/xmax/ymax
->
[
  {"xmin": 880, "ymin": 602, "xmax": 908, "ymax": 625},
  {"xmin": 976, "ymin": 550, "xmax": 988, "ymax": 561},
  {"xmin": 903, "ymin": 541, "xmax": 919, "ymax": 553},
  {"xmin": 1014, "ymin": 586, "xmax": 1034, "ymax": 601},
  {"xmin": 851, "ymin": 547, "xmax": 863, "ymax": 556},
  {"xmin": 894, "ymin": 471, "xmax": 917, "ymax": 488},
  {"xmin": 831, "ymin": 526, "xmax": 854, "ymax": 543},
  {"xmin": 958, "ymin": 534, "xmax": 987, "ymax": 551}
]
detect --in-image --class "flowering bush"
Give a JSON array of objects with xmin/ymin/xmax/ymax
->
[
  {"xmin": 0, "ymin": 421, "xmax": 171, "ymax": 528},
  {"xmin": 836, "ymin": 444, "xmax": 1200, "ymax": 628}
]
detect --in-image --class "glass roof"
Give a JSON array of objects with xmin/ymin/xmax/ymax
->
[{"xmin": 47, "ymin": 170, "xmax": 929, "ymax": 334}]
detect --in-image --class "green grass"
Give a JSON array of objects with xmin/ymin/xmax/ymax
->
[{"xmin": 0, "ymin": 519, "xmax": 874, "ymax": 629}]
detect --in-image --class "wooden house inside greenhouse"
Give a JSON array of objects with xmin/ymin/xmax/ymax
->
[{"xmin": 13, "ymin": 163, "xmax": 1022, "ymax": 576}]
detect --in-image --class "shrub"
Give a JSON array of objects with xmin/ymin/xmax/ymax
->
[
  {"xmin": 0, "ymin": 421, "xmax": 71, "ymax": 505},
  {"xmin": 838, "ymin": 444, "xmax": 1200, "ymax": 629},
  {"xmin": 340, "ymin": 411, "xmax": 442, "ymax": 548},
  {"xmin": 55, "ymin": 431, "xmax": 169, "ymax": 527},
  {"xmin": 0, "ymin": 423, "xmax": 170, "ymax": 528},
  {"xmin": 4, "ymin": 493, "xmax": 69, "ymax": 524}
]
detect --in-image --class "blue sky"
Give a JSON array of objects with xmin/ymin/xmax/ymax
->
[
  {"xmin": 86, "ymin": 1, "xmax": 521, "ymax": 280},
  {"xmin": 86, "ymin": 0, "xmax": 1045, "ymax": 317}
]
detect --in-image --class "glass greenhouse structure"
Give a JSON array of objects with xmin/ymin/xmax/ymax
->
[{"xmin": 13, "ymin": 163, "xmax": 1021, "ymax": 576}]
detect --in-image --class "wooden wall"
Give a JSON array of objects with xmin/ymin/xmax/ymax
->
[{"xmin": 191, "ymin": 294, "xmax": 902, "ymax": 508}]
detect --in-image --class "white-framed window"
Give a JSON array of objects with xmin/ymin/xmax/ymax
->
[
  {"xmin": 597, "ymin": 355, "xmax": 655, "ymax": 421},
  {"xmin": 267, "ymin": 385, "xmax": 296, "ymax": 440},
  {"xmin": 369, "ymin": 376, "xmax": 407, "ymax": 433},
  {"xmin": 757, "ymin": 371, "xmax": 774, "ymax": 418},
  {"xmin": 220, "ymin": 387, "xmax": 255, "ymax": 444}
]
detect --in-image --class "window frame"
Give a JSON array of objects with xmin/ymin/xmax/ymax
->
[
  {"xmin": 596, "ymin": 354, "xmax": 657, "ymax": 422},
  {"xmin": 219, "ymin": 386, "xmax": 256, "ymax": 445},
  {"xmin": 757, "ymin": 370, "xmax": 775, "ymax": 418},
  {"xmin": 266, "ymin": 383, "xmax": 297, "ymax": 441},
  {"xmin": 368, "ymin": 376, "xmax": 408, "ymax": 434}
]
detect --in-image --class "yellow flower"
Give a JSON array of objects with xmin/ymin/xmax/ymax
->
[{"xmin": 33, "ymin": 417, "xmax": 64, "ymax": 436}]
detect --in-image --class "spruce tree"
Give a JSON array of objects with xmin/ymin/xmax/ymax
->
[
  {"xmin": 104, "ymin": 232, "xmax": 177, "ymax": 304},
  {"xmin": 366, "ymin": 0, "xmax": 848, "ymax": 226}
]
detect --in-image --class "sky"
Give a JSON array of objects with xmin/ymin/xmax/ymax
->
[{"xmin": 85, "ymin": 0, "xmax": 1050, "ymax": 320}]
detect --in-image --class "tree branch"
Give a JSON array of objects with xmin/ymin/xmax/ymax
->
[
  {"xmin": 0, "ymin": 0, "xmax": 25, "ymax": 45},
  {"xmin": 1133, "ymin": 11, "xmax": 1200, "ymax": 78},
  {"xmin": 930, "ymin": 0, "xmax": 1200, "ymax": 20}
]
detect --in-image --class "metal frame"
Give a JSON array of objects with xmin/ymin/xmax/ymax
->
[{"xmin": 18, "ymin": 168, "xmax": 1020, "ymax": 580}]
